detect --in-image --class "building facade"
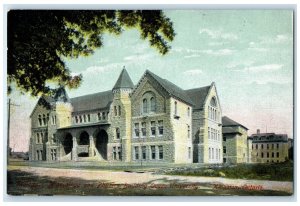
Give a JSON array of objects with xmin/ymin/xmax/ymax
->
[
  {"xmin": 250, "ymin": 130, "xmax": 289, "ymax": 163},
  {"xmin": 222, "ymin": 116, "xmax": 249, "ymax": 164},
  {"xmin": 29, "ymin": 68, "xmax": 222, "ymax": 164}
]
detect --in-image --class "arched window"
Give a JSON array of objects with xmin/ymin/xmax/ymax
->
[
  {"xmin": 209, "ymin": 97, "xmax": 217, "ymax": 121},
  {"xmin": 116, "ymin": 128, "xmax": 120, "ymax": 139},
  {"xmin": 38, "ymin": 115, "xmax": 42, "ymax": 126},
  {"xmin": 42, "ymin": 114, "xmax": 46, "ymax": 125},
  {"xmin": 143, "ymin": 98, "xmax": 148, "ymax": 113},
  {"xmin": 118, "ymin": 105, "xmax": 121, "ymax": 116},
  {"xmin": 150, "ymin": 97, "xmax": 156, "ymax": 112}
]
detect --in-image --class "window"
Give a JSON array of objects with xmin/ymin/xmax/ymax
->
[
  {"xmin": 212, "ymin": 148, "xmax": 214, "ymax": 159},
  {"xmin": 143, "ymin": 98, "xmax": 148, "ymax": 113},
  {"xmin": 209, "ymin": 148, "xmax": 211, "ymax": 159},
  {"xmin": 38, "ymin": 115, "xmax": 42, "ymax": 126},
  {"xmin": 158, "ymin": 120, "xmax": 164, "ymax": 135},
  {"xmin": 114, "ymin": 106, "xmax": 117, "ymax": 116},
  {"xmin": 223, "ymin": 146, "xmax": 226, "ymax": 154},
  {"xmin": 159, "ymin": 146, "xmax": 163, "ymax": 160},
  {"xmin": 141, "ymin": 122, "xmax": 146, "ymax": 137},
  {"xmin": 174, "ymin": 101, "xmax": 178, "ymax": 116},
  {"xmin": 36, "ymin": 150, "xmax": 40, "ymax": 160},
  {"xmin": 113, "ymin": 147, "xmax": 117, "ymax": 160},
  {"xmin": 134, "ymin": 123, "xmax": 140, "ymax": 137},
  {"xmin": 223, "ymin": 158, "xmax": 226, "ymax": 163},
  {"xmin": 102, "ymin": 112, "xmax": 106, "ymax": 120},
  {"xmin": 272, "ymin": 144, "xmax": 274, "ymax": 149},
  {"xmin": 187, "ymin": 125, "xmax": 190, "ymax": 138},
  {"xmin": 187, "ymin": 107, "xmax": 190, "ymax": 117},
  {"xmin": 261, "ymin": 144, "xmax": 264, "ymax": 149},
  {"xmin": 219, "ymin": 149, "xmax": 221, "ymax": 160},
  {"xmin": 272, "ymin": 152, "xmax": 274, "ymax": 158},
  {"xmin": 277, "ymin": 152, "xmax": 279, "ymax": 158},
  {"xmin": 79, "ymin": 116, "xmax": 82, "ymax": 123},
  {"xmin": 209, "ymin": 97, "xmax": 217, "ymax": 121},
  {"xmin": 151, "ymin": 146, "xmax": 156, "ymax": 160},
  {"xmin": 36, "ymin": 133, "xmax": 40, "ymax": 144},
  {"xmin": 208, "ymin": 127, "xmax": 211, "ymax": 139},
  {"xmin": 83, "ymin": 115, "xmax": 86, "ymax": 122},
  {"xmin": 40, "ymin": 132, "xmax": 44, "ymax": 143},
  {"xmin": 277, "ymin": 144, "xmax": 279, "ymax": 149},
  {"xmin": 98, "ymin": 113, "xmax": 101, "ymax": 121},
  {"xmin": 51, "ymin": 149, "xmax": 57, "ymax": 160},
  {"xmin": 150, "ymin": 97, "xmax": 156, "ymax": 112},
  {"xmin": 261, "ymin": 152, "xmax": 264, "ymax": 158},
  {"xmin": 118, "ymin": 105, "xmax": 121, "ymax": 116},
  {"xmin": 42, "ymin": 114, "xmax": 46, "ymax": 125},
  {"xmin": 134, "ymin": 146, "xmax": 139, "ymax": 160},
  {"xmin": 216, "ymin": 148, "xmax": 218, "ymax": 160},
  {"xmin": 118, "ymin": 146, "xmax": 122, "ymax": 161},
  {"xmin": 256, "ymin": 144, "xmax": 258, "ymax": 149},
  {"xmin": 188, "ymin": 147, "xmax": 191, "ymax": 159},
  {"xmin": 267, "ymin": 152, "xmax": 269, "ymax": 158},
  {"xmin": 150, "ymin": 121, "xmax": 156, "ymax": 136},
  {"xmin": 75, "ymin": 116, "xmax": 78, "ymax": 124},
  {"xmin": 52, "ymin": 134, "xmax": 57, "ymax": 144},
  {"xmin": 116, "ymin": 128, "xmax": 120, "ymax": 139},
  {"xmin": 142, "ymin": 146, "xmax": 146, "ymax": 160},
  {"xmin": 87, "ymin": 114, "xmax": 90, "ymax": 122},
  {"xmin": 267, "ymin": 144, "xmax": 269, "ymax": 149}
]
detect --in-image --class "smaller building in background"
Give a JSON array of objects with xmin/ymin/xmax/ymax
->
[
  {"xmin": 222, "ymin": 116, "xmax": 249, "ymax": 164},
  {"xmin": 250, "ymin": 130, "xmax": 289, "ymax": 163}
]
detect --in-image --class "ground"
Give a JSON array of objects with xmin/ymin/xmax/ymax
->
[{"xmin": 6, "ymin": 159, "xmax": 293, "ymax": 196}]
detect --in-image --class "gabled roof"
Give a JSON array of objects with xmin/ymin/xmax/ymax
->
[
  {"xmin": 71, "ymin": 90, "xmax": 113, "ymax": 113},
  {"xmin": 222, "ymin": 116, "xmax": 248, "ymax": 130},
  {"xmin": 185, "ymin": 85, "xmax": 211, "ymax": 110},
  {"xmin": 145, "ymin": 70, "xmax": 194, "ymax": 106},
  {"xmin": 113, "ymin": 68, "xmax": 134, "ymax": 90}
]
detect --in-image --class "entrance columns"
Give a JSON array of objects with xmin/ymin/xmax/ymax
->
[
  {"xmin": 89, "ymin": 135, "xmax": 95, "ymax": 157},
  {"xmin": 72, "ymin": 136, "xmax": 78, "ymax": 161}
]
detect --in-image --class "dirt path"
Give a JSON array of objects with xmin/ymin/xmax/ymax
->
[{"xmin": 8, "ymin": 165, "xmax": 293, "ymax": 193}]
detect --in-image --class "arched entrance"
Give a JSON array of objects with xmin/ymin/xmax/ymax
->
[
  {"xmin": 95, "ymin": 130, "xmax": 108, "ymax": 160},
  {"xmin": 78, "ymin": 131, "xmax": 89, "ymax": 145},
  {"xmin": 63, "ymin": 133, "xmax": 73, "ymax": 155},
  {"xmin": 77, "ymin": 131, "xmax": 89, "ymax": 157}
]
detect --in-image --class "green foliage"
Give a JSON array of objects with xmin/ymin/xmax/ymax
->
[{"xmin": 7, "ymin": 10, "xmax": 175, "ymax": 96}]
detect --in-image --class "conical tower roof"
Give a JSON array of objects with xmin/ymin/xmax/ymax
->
[
  {"xmin": 113, "ymin": 67, "xmax": 134, "ymax": 90},
  {"xmin": 53, "ymin": 86, "xmax": 70, "ymax": 102}
]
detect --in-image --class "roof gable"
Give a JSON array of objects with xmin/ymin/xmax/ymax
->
[
  {"xmin": 185, "ymin": 85, "xmax": 211, "ymax": 110},
  {"xmin": 222, "ymin": 116, "xmax": 248, "ymax": 130}
]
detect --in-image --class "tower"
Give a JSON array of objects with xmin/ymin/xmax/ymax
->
[{"xmin": 111, "ymin": 67, "xmax": 134, "ymax": 162}]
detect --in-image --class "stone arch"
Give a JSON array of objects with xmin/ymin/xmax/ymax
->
[
  {"xmin": 77, "ymin": 131, "xmax": 89, "ymax": 145},
  {"xmin": 94, "ymin": 129, "xmax": 108, "ymax": 160},
  {"xmin": 62, "ymin": 133, "xmax": 73, "ymax": 155}
]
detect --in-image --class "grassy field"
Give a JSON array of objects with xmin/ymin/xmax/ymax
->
[{"xmin": 165, "ymin": 161, "xmax": 294, "ymax": 182}]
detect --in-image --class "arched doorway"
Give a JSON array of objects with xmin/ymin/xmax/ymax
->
[
  {"xmin": 63, "ymin": 133, "xmax": 73, "ymax": 155},
  {"xmin": 78, "ymin": 131, "xmax": 89, "ymax": 145},
  {"xmin": 95, "ymin": 130, "xmax": 108, "ymax": 160}
]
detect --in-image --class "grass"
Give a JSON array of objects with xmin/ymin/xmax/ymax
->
[{"xmin": 165, "ymin": 161, "xmax": 294, "ymax": 182}]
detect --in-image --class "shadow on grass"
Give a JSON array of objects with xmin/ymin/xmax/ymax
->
[{"xmin": 7, "ymin": 169, "xmax": 292, "ymax": 196}]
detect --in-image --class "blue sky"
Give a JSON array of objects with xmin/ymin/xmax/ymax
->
[{"xmin": 9, "ymin": 10, "xmax": 293, "ymax": 152}]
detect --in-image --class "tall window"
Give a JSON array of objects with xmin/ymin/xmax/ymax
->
[
  {"xmin": 134, "ymin": 123, "xmax": 140, "ymax": 137},
  {"xmin": 159, "ymin": 146, "xmax": 163, "ymax": 160},
  {"xmin": 188, "ymin": 147, "xmax": 191, "ymax": 159},
  {"xmin": 151, "ymin": 146, "xmax": 156, "ymax": 160},
  {"xmin": 134, "ymin": 146, "xmax": 139, "ymax": 160},
  {"xmin": 38, "ymin": 115, "xmax": 42, "ymax": 126},
  {"xmin": 36, "ymin": 133, "xmax": 40, "ymax": 144},
  {"xmin": 208, "ymin": 127, "xmax": 211, "ymax": 139},
  {"xmin": 261, "ymin": 152, "xmax": 264, "ymax": 158},
  {"xmin": 87, "ymin": 114, "xmax": 90, "ymax": 122},
  {"xmin": 97, "ymin": 113, "xmax": 101, "ymax": 121},
  {"xmin": 143, "ymin": 98, "xmax": 148, "ymax": 113},
  {"xmin": 113, "ymin": 147, "xmax": 116, "ymax": 160},
  {"xmin": 79, "ymin": 116, "xmax": 82, "ymax": 123},
  {"xmin": 118, "ymin": 105, "xmax": 121, "ymax": 116},
  {"xmin": 223, "ymin": 146, "xmax": 226, "ymax": 154},
  {"xmin": 277, "ymin": 152, "xmax": 279, "ymax": 158},
  {"xmin": 102, "ymin": 112, "xmax": 106, "ymax": 120},
  {"xmin": 216, "ymin": 148, "xmax": 218, "ymax": 160},
  {"xmin": 209, "ymin": 97, "xmax": 217, "ymax": 121},
  {"xmin": 209, "ymin": 148, "xmax": 211, "ymax": 159},
  {"xmin": 118, "ymin": 147, "xmax": 122, "ymax": 161},
  {"xmin": 187, "ymin": 107, "xmax": 190, "ymax": 117},
  {"xmin": 261, "ymin": 144, "xmax": 264, "ymax": 149},
  {"xmin": 150, "ymin": 121, "xmax": 156, "ymax": 136},
  {"xmin": 158, "ymin": 120, "xmax": 164, "ymax": 135},
  {"xmin": 116, "ymin": 128, "xmax": 120, "ymax": 139},
  {"xmin": 212, "ymin": 148, "xmax": 214, "ymax": 159},
  {"xmin": 114, "ymin": 106, "xmax": 117, "ymax": 116},
  {"xmin": 174, "ymin": 101, "xmax": 178, "ymax": 115},
  {"xmin": 187, "ymin": 125, "xmax": 190, "ymax": 138},
  {"xmin": 83, "ymin": 115, "xmax": 86, "ymax": 122},
  {"xmin": 150, "ymin": 97, "xmax": 156, "ymax": 112},
  {"xmin": 40, "ymin": 132, "xmax": 44, "ymax": 144},
  {"xmin": 42, "ymin": 114, "xmax": 46, "ymax": 125},
  {"xmin": 142, "ymin": 146, "xmax": 146, "ymax": 160},
  {"xmin": 277, "ymin": 144, "xmax": 279, "ymax": 149},
  {"xmin": 141, "ymin": 122, "xmax": 146, "ymax": 137}
]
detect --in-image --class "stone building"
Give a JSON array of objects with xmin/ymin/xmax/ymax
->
[
  {"xmin": 29, "ymin": 68, "xmax": 222, "ymax": 164},
  {"xmin": 250, "ymin": 130, "xmax": 289, "ymax": 163},
  {"xmin": 222, "ymin": 116, "xmax": 249, "ymax": 164}
]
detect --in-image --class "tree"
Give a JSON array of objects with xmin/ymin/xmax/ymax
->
[{"xmin": 7, "ymin": 10, "xmax": 175, "ymax": 96}]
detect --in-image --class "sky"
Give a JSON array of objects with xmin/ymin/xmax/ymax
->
[{"xmin": 8, "ymin": 10, "xmax": 294, "ymax": 152}]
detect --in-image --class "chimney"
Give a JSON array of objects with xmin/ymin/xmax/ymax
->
[{"xmin": 257, "ymin": 129, "xmax": 260, "ymax": 134}]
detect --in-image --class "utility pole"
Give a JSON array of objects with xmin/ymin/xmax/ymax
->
[{"xmin": 7, "ymin": 98, "xmax": 20, "ymax": 164}]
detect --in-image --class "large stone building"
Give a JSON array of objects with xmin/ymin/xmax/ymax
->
[
  {"xmin": 29, "ymin": 68, "xmax": 222, "ymax": 164},
  {"xmin": 250, "ymin": 130, "xmax": 289, "ymax": 163},
  {"xmin": 222, "ymin": 116, "xmax": 249, "ymax": 164}
]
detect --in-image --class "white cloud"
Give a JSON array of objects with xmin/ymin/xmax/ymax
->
[
  {"xmin": 83, "ymin": 62, "xmax": 123, "ymax": 75},
  {"xmin": 244, "ymin": 64, "xmax": 283, "ymax": 73},
  {"xmin": 183, "ymin": 69, "xmax": 204, "ymax": 75},
  {"xmin": 123, "ymin": 53, "xmax": 152, "ymax": 61},
  {"xmin": 199, "ymin": 28, "xmax": 238, "ymax": 41},
  {"xmin": 181, "ymin": 48, "xmax": 235, "ymax": 58}
]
